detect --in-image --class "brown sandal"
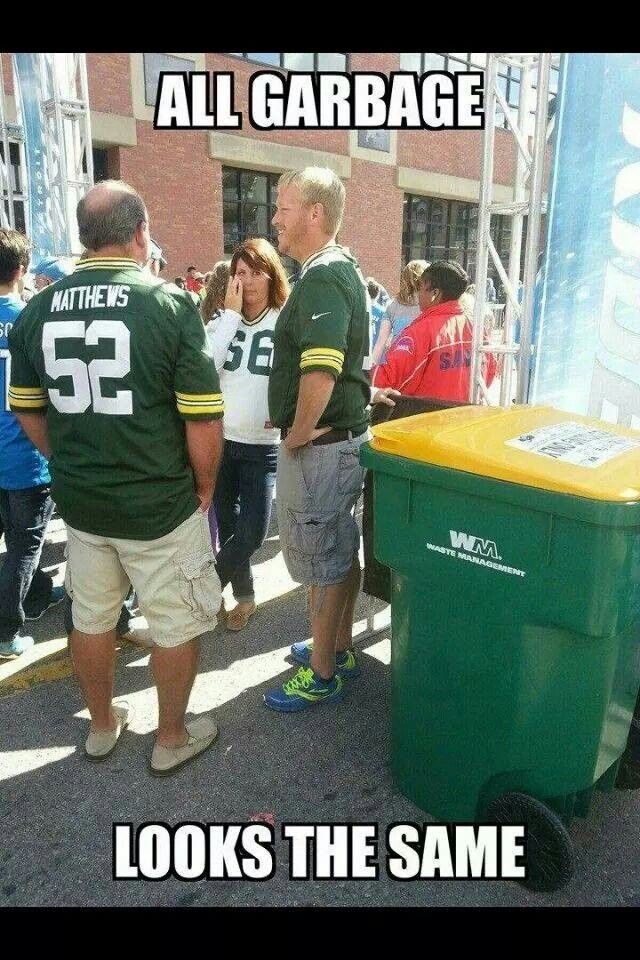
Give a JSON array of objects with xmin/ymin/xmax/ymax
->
[{"xmin": 226, "ymin": 601, "xmax": 257, "ymax": 632}]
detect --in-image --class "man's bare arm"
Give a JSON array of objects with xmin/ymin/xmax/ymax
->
[
  {"xmin": 14, "ymin": 411, "xmax": 52, "ymax": 459},
  {"xmin": 185, "ymin": 419, "xmax": 224, "ymax": 512},
  {"xmin": 284, "ymin": 371, "xmax": 335, "ymax": 449}
]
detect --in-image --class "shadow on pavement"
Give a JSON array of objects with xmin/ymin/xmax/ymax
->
[{"xmin": 2, "ymin": 518, "xmax": 640, "ymax": 907}]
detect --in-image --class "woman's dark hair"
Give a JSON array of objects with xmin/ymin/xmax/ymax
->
[
  {"xmin": 230, "ymin": 237, "xmax": 290, "ymax": 309},
  {"xmin": 422, "ymin": 260, "xmax": 468, "ymax": 302}
]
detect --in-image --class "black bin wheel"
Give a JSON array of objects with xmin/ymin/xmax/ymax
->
[{"xmin": 485, "ymin": 791, "xmax": 575, "ymax": 893}]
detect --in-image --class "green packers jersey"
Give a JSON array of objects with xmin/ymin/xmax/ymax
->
[
  {"xmin": 268, "ymin": 244, "xmax": 370, "ymax": 432},
  {"xmin": 9, "ymin": 257, "xmax": 223, "ymax": 540}
]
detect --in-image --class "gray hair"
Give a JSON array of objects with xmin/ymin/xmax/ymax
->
[
  {"xmin": 278, "ymin": 167, "xmax": 345, "ymax": 236},
  {"xmin": 77, "ymin": 180, "xmax": 147, "ymax": 251}
]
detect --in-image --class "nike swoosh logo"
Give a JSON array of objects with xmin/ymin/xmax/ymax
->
[{"xmin": 311, "ymin": 312, "xmax": 331, "ymax": 320}]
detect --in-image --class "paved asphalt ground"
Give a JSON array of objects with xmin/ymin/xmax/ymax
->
[{"xmin": 1, "ymin": 510, "xmax": 640, "ymax": 908}]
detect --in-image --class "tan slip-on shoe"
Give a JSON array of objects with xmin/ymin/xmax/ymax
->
[
  {"xmin": 150, "ymin": 715, "xmax": 219, "ymax": 777},
  {"xmin": 85, "ymin": 702, "xmax": 132, "ymax": 762},
  {"xmin": 226, "ymin": 601, "xmax": 257, "ymax": 632}
]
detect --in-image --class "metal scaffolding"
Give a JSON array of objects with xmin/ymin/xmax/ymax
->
[
  {"xmin": 1, "ymin": 54, "xmax": 93, "ymax": 252},
  {"xmin": 361, "ymin": 55, "xmax": 559, "ymax": 642},
  {"xmin": 469, "ymin": 53, "xmax": 557, "ymax": 407},
  {"xmin": 0, "ymin": 54, "xmax": 27, "ymax": 232},
  {"xmin": 38, "ymin": 53, "xmax": 94, "ymax": 255}
]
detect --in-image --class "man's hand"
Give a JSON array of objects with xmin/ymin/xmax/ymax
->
[
  {"xmin": 14, "ymin": 410, "xmax": 52, "ymax": 459},
  {"xmin": 371, "ymin": 387, "xmax": 401, "ymax": 407},
  {"xmin": 284, "ymin": 371, "xmax": 336, "ymax": 451},
  {"xmin": 283, "ymin": 430, "xmax": 308, "ymax": 451},
  {"xmin": 283, "ymin": 425, "xmax": 331, "ymax": 451},
  {"xmin": 224, "ymin": 275, "xmax": 243, "ymax": 313}
]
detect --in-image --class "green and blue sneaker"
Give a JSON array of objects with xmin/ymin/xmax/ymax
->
[
  {"xmin": 264, "ymin": 666, "xmax": 344, "ymax": 713},
  {"xmin": 290, "ymin": 640, "xmax": 360, "ymax": 678}
]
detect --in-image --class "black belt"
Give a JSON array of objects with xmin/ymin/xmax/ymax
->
[{"xmin": 281, "ymin": 426, "xmax": 367, "ymax": 446}]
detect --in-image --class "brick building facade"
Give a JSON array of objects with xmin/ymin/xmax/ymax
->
[{"xmin": 1, "ymin": 52, "xmax": 550, "ymax": 294}]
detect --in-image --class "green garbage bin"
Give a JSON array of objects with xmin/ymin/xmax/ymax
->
[{"xmin": 360, "ymin": 405, "xmax": 640, "ymax": 891}]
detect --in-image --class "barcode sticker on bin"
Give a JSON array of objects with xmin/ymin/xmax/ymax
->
[{"xmin": 505, "ymin": 421, "xmax": 640, "ymax": 467}]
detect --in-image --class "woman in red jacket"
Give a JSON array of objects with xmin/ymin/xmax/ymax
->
[{"xmin": 371, "ymin": 260, "xmax": 496, "ymax": 402}]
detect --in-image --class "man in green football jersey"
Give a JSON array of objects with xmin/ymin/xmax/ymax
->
[
  {"xmin": 265, "ymin": 166, "xmax": 395, "ymax": 712},
  {"xmin": 9, "ymin": 180, "xmax": 225, "ymax": 775}
]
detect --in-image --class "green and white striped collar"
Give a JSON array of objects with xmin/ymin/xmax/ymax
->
[
  {"xmin": 299, "ymin": 243, "xmax": 345, "ymax": 278},
  {"xmin": 241, "ymin": 305, "xmax": 272, "ymax": 327},
  {"xmin": 74, "ymin": 257, "xmax": 142, "ymax": 273}
]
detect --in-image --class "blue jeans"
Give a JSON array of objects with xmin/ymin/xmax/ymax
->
[
  {"xmin": 0, "ymin": 485, "xmax": 55, "ymax": 643},
  {"xmin": 214, "ymin": 440, "xmax": 278, "ymax": 602}
]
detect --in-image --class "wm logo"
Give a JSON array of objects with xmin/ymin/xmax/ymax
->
[{"xmin": 450, "ymin": 530, "xmax": 501, "ymax": 560}]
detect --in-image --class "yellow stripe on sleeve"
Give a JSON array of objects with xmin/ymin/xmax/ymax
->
[
  {"xmin": 9, "ymin": 396, "xmax": 48, "ymax": 409},
  {"xmin": 175, "ymin": 392, "xmax": 224, "ymax": 402},
  {"xmin": 9, "ymin": 385, "xmax": 47, "ymax": 396},
  {"xmin": 300, "ymin": 355, "xmax": 344, "ymax": 375},
  {"xmin": 300, "ymin": 356, "xmax": 343, "ymax": 369},
  {"xmin": 177, "ymin": 401, "xmax": 224, "ymax": 415},
  {"xmin": 176, "ymin": 389, "xmax": 224, "ymax": 416},
  {"xmin": 301, "ymin": 348, "xmax": 345, "ymax": 362}
]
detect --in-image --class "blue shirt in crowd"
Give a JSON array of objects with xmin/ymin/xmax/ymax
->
[
  {"xmin": 369, "ymin": 297, "xmax": 387, "ymax": 352},
  {"xmin": 0, "ymin": 294, "xmax": 50, "ymax": 490}
]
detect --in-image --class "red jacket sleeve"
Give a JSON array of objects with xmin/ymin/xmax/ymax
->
[
  {"xmin": 481, "ymin": 319, "xmax": 497, "ymax": 387},
  {"xmin": 482, "ymin": 350, "xmax": 498, "ymax": 387},
  {"xmin": 371, "ymin": 333, "xmax": 419, "ymax": 391}
]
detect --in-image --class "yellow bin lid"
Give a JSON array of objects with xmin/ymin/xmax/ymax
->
[{"xmin": 370, "ymin": 405, "xmax": 640, "ymax": 502}]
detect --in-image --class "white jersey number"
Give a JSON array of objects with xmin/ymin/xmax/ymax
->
[
  {"xmin": 43, "ymin": 320, "xmax": 132, "ymax": 415},
  {"xmin": 224, "ymin": 330, "xmax": 273, "ymax": 376}
]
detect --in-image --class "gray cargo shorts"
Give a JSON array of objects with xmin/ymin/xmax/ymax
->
[{"xmin": 276, "ymin": 432, "xmax": 369, "ymax": 586}]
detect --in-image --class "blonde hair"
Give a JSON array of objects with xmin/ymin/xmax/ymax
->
[
  {"xmin": 459, "ymin": 290, "xmax": 475, "ymax": 322},
  {"xmin": 460, "ymin": 288, "xmax": 495, "ymax": 340},
  {"xmin": 397, "ymin": 259, "xmax": 428, "ymax": 305},
  {"xmin": 278, "ymin": 166, "xmax": 345, "ymax": 236},
  {"xmin": 201, "ymin": 260, "xmax": 231, "ymax": 322}
]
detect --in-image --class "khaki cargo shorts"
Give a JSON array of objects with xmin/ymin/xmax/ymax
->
[
  {"xmin": 276, "ymin": 432, "xmax": 368, "ymax": 586},
  {"xmin": 64, "ymin": 509, "xmax": 221, "ymax": 647}
]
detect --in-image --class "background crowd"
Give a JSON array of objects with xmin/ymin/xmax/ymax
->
[{"xmin": 0, "ymin": 165, "xmax": 510, "ymax": 776}]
